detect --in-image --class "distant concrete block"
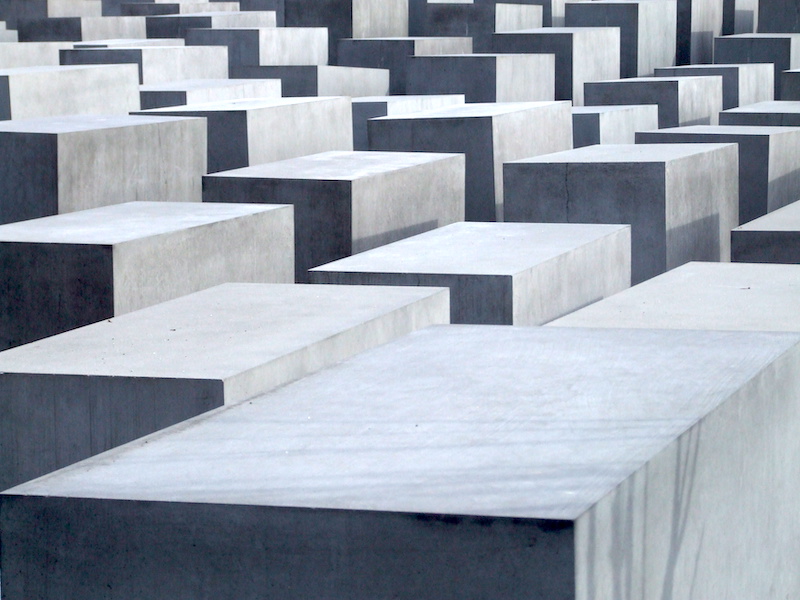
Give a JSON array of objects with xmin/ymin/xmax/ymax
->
[
  {"xmin": 18, "ymin": 15, "xmax": 146, "ymax": 41},
  {"xmin": 757, "ymin": 0, "xmax": 800, "ymax": 34},
  {"xmin": 565, "ymin": 0, "xmax": 677, "ymax": 77},
  {"xmin": 732, "ymin": 200, "xmax": 800, "ymax": 263},
  {"xmin": 0, "ymin": 0, "xmax": 101, "ymax": 28},
  {"xmin": 493, "ymin": 27, "xmax": 620, "ymax": 105},
  {"xmin": 0, "ymin": 114, "xmax": 205, "ymax": 224},
  {"xmin": 655, "ymin": 63, "xmax": 774, "ymax": 108},
  {"xmin": 0, "ymin": 201, "xmax": 294, "ymax": 350},
  {"xmin": 714, "ymin": 33, "xmax": 800, "ymax": 98},
  {"xmin": 0, "ymin": 282, "xmax": 449, "ymax": 490},
  {"xmin": 310, "ymin": 221, "xmax": 631, "ymax": 324},
  {"xmin": 230, "ymin": 64, "xmax": 390, "ymax": 97},
  {"xmin": 136, "ymin": 96, "xmax": 353, "ymax": 173},
  {"xmin": 3, "ymin": 325, "xmax": 799, "ymax": 599},
  {"xmin": 369, "ymin": 101, "xmax": 573, "ymax": 221},
  {"xmin": 675, "ymin": 0, "xmax": 724, "ymax": 64},
  {"xmin": 406, "ymin": 53, "xmax": 554, "ymax": 102},
  {"xmin": 572, "ymin": 104, "xmax": 659, "ymax": 147},
  {"xmin": 636, "ymin": 124, "xmax": 800, "ymax": 224},
  {"xmin": 719, "ymin": 100, "xmax": 800, "ymax": 125},
  {"xmin": 74, "ymin": 36, "xmax": 185, "ymax": 47},
  {"xmin": 0, "ymin": 41, "xmax": 73, "ymax": 68},
  {"xmin": 424, "ymin": 2, "xmax": 543, "ymax": 51},
  {"xmin": 504, "ymin": 143, "xmax": 739, "ymax": 283},
  {"xmin": 584, "ymin": 75, "xmax": 724, "ymax": 127},
  {"xmin": 140, "ymin": 78, "xmax": 282, "ymax": 109},
  {"xmin": 120, "ymin": 1, "xmax": 240, "ymax": 16},
  {"xmin": 203, "ymin": 150, "xmax": 465, "ymax": 281},
  {"xmin": 144, "ymin": 11, "xmax": 277, "ymax": 38}
]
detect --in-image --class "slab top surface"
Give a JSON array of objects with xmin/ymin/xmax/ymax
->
[
  {"xmin": 311, "ymin": 222, "xmax": 627, "ymax": 276},
  {"xmin": 372, "ymin": 101, "xmax": 568, "ymax": 120},
  {"xmin": 139, "ymin": 96, "xmax": 342, "ymax": 114},
  {"xmin": 723, "ymin": 101, "xmax": 800, "ymax": 114},
  {"xmin": 0, "ymin": 64, "xmax": 132, "ymax": 75},
  {"xmin": 0, "ymin": 283, "xmax": 447, "ymax": 379},
  {"xmin": 572, "ymin": 105, "xmax": 654, "ymax": 115},
  {"xmin": 7, "ymin": 325, "xmax": 798, "ymax": 521},
  {"xmin": 0, "ymin": 113, "xmax": 201, "ymax": 134},
  {"xmin": 509, "ymin": 142, "xmax": 734, "ymax": 164},
  {"xmin": 640, "ymin": 124, "xmax": 792, "ymax": 136},
  {"xmin": 548, "ymin": 262, "xmax": 800, "ymax": 331},
  {"xmin": 139, "ymin": 78, "xmax": 280, "ymax": 92},
  {"xmin": 735, "ymin": 200, "xmax": 800, "ymax": 230}
]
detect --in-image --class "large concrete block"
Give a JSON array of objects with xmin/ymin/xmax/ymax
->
[
  {"xmin": 59, "ymin": 44, "xmax": 228, "ymax": 83},
  {"xmin": 719, "ymin": 100, "xmax": 800, "ymax": 125},
  {"xmin": 757, "ymin": 0, "xmax": 800, "ymax": 34},
  {"xmin": 18, "ymin": 15, "xmax": 146, "ymax": 41},
  {"xmin": 636, "ymin": 124, "xmax": 800, "ymax": 224},
  {"xmin": 504, "ymin": 143, "xmax": 739, "ymax": 283},
  {"xmin": 584, "ymin": 75, "xmax": 724, "ymax": 127},
  {"xmin": 549, "ymin": 260, "xmax": 800, "ymax": 331},
  {"xmin": 229, "ymin": 64, "xmax": 391, "ymax": 97},
  {"xmin": 493, "ymin": 27, "xmax": 620, "ymax": 105},
  {"xmin": 565, "ymin": 0, "xmax": 677, "ymax": 78},
  {"xmin": 3, "ymin": 325, "xmax": 800, "ymax": 599},
  {"xmin": 369, "ymin": 101, "xmax": 573, "ymax": 221},
  {"xmin": 140, "ymin": 77, "xmax": 282, "ymax": 109},
  {"xmin": 406, "ymin": 53, "xmax": 554, "ymax": 102},
  {"xmin": 136, "ymin": 96, "xmax": 353, "ymax": 173},
  {"xmin": 732, "ymin": 200, "xmax": 800, "ymax": 263},
  {"xmin": 714, "ymin": 33, "xmax": 800, "ymax": 97},
  {"xmin": 0, "ymin": 114, "xmax": 206, "ymax": 225},
  {"xmin": 0, "ymin": 41, "xmax": 73, "ymax": 68},
  {"xmin": 655, "ymin": 62, "xmax": 774, "ymax": 108},
  {"xmin": 0, "ymin": 201, "xmax": 294, "ymax": 350},
  {"xmin": 337, "ymin": 36, "xmax": 473, "ymax": 94},
  {"xmin": 310, "ymin": 221, "xmax": 630, "ymax": 324},
  {"xmin": 144, "ymin": 10, "xmax": 276, "ymax": 38},
  {"xmin": 572, "ymin": 104, "xmax": 659, "ymax": 147},
  {"xmin": 424, "ymin": 2, "xmax": 543, "ymax": 51},
  {"xmin": 0, "ymin": 282, "xmax": 449, "ymax": 491},
  {"xmin": 0, "ymin": 63, "xmax": 139, "ymax": 119},
  {"xmin": 203, "ymin": 150, "xmax": 465, "ymax": 281}
]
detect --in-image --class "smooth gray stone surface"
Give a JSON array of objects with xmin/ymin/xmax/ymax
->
[
  {"xmin": 732, "ymin": 200, "xmax": 800, "ymax": 263},
  {"xmin": 0, "ymin": 282, "xmax": 449, "ymax": 490},
  {"xmin": 136, "ymin": 96, "xmax": 353, "ymax": 173},
  {"xmin": 714, "ymin": 33, "xmax": 800, "ymax": 97},
  {"xmin": 584, "ymin": 75, "xmax": 723, "ymax": 128},
  {"xmin": 369, "ymin": 101, "xmax": 573, "ymax": 221},
  {"xmin": 139, "ymin": 77, "xmax": 282, "ymax": 109},
  {"xmin": 758, "ymin": 0, "xmax": 800, "ymax": 33},
  {"xmin": 655, "ymin": 62, "xmax": 774, "ymax": 108},
  {"xmin": 636, "ymin": 124, "xmax": 800, "ymax": 224},
  {"xmin": 18, "ymin": 15, "xmax": 147, "ymax": 41},
  {"xmin": 310, "ymin": 221, "xmax": 631, "ymax": 325},
  {"xmin": 423, "ymin": 2, "xmax": 543, "ymax": 51},
  {"xmin": 492, "ymin": 27, "xmax": 621, "ymax": 105},
  {"xmin": 572, "ymin": 104, "xmax": 659, "ymax": 147},
  {"xmin": 719, "ymin": 100, "xmax": 800, "ymax": 126},
  {"xmin": 3, "ymin": 325, "xmax": 800, "ymax": 599},
  {"xmin": 781, "ymin": 69, "xmax": 800, "ymax": 100},
  {"xmin": 503, "ymin": 143, "xmax": 739, "ymax": 283},
  {"xmin": 144, "ymin": 10, "xmax": 276, "ymax": 38},
  {"xmin": 229, "ymin": 64, "xmax": 391, "ymax": 97},
  {"xmin": 548, "ymin": 261, "xmax": 800, "ymax": 331},
  {"xmin": 0, "ymin": 114, "xmax": 206, "ymax": 224},
  {"xmin": 203, "ymin": 150, "xmax": 465, "ymax": 281},
  {"xmin": 0, "ymin": 201, "xmax": 294, "ymax": 350}
]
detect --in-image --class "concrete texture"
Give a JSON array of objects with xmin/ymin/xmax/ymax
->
[
  {"xmin": 136, "ymin": 96, "xmax": 353, "ymax": 173},
  {"xmin": 714, "ymin": 33, "xmax": 800, "ymax": 98},
  {"xmin": 548, "ymin": 261, "xmax": 800, "ymax": 331},
  {"xmin": 584, "ymin": 75, "xmax": 724, "ymax": 127},
  {"xmin": 504, "ymin": 143, "xmax": 739, "ymax": 283},
  {"xmin": 675, "ymin": 0, "xmax": 724, "ymax": 63},
  {"xmin": 229, "ymin": 64, "xmax": 390, "ymax": 97},
  {"xmin": 654, "ymin": 62, "xmax": 774, "ymax": 108},
  {"xmin": 0, "ymin": 114, "xmax": 206, "ymax": 225},
  {"xmin": 0, "ymin": 282, "xmax": 449, "ymax": 490},
  {"xmin": 18, "ymin": 14, "xmax": 146, "ymax": 41},
  {"xmin": 757, "ymin": 0, "xmax": 800, "ymax": 34},
  {"xmin": 636, "ymin": 124, "xmax": 800, "ymax": 224},
  {"xmin": 493, "ymin": 27, "xmax": 620, "ymax": 105},
  {"xmin": 719, "ymin": 100, "xmax": 800, "ymax": 125},
  {"xmin": 732, "ymin": 200, "xmax": 800, "ymax": 263},
  {"xmin": 310, "ymin": 221, "xmax": 631, "ymax": 324},
  {"xmin": 572, "ymin": 104, "xmax": 659, "ymax": 147},
  {"xmin": 424, "ymin": 2, "xmax": 543, "ymax": 51},
  {"xmin": 139, "ymin": 77, "xmax": 282, "ymax": 109},
  {"xmin": 369, "ymin": 101, "xmax": 573, "ymax": 221},
  {"xmin": 3, "ymin": 325, "xmax": 800, "ymax": 598},
  {"xmin": 781, "ymin": 69, "xmax": 800, "ymax": 100},
  {"xmin": 0, "ymin": 40, "xmax": 73, "ymax": 68},
  {"xmin": 202, "ymin": 150, "xmax": 465, "ymax": 281},
  {"xmin": 0, "ymin": 0, "xmax": 101, "ymax": 28},
  {"xmin": 144, "ymin": 11, "xmax": 276, "ymax": 38},
  {"xmin": 0, "ymin": 201, "xmax": 294, "ymax": 350}
]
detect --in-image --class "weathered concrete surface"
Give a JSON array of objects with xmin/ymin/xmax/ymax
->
[
  {"xmin": 719, "ymin": 100, "xmax": 800, "ymax": 126},
  {"xmin": 139, "ymin": 77, "xmax": 282, "ymax": 109},
  {"xmin": 714, "ymin": 33, "xmax": 800, "ymax": 98},
  {"xmin": 654, "ymin": 62, "xmax": 774, "ymax": 108},
  {"xmin": 572, "ymin": 104, "xmax": 659, "ymax": 147},
  {"xmin": 732, "ymin": 200, "xmax": 800, "ymax": 263},
  {"xmin": 0, "ymin": 41, "xmax": 73, "ymax": 68}
]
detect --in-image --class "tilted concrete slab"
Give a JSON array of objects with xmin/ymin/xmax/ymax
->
[
  {"xmin": 655, "ymin": 63, "xmax": 774, "ymax": 109},
  {"xmin": 719, "ymin": 100, "xmax": 800, "ymax": 126},
  {"xmin": 139, "ymin": 77, "xmax": 282, "ymax": 109},
  {"xmin": 310, "ymin": 221, "xmax": 630, "ymax": 325},
  {"xmin": 732, "ymin": 200, "xmax": 800, "ymax": 263},
  {"xmin": 3, "ymin": 325, "xmax": 800, "ymax": 598},
  {"xmin": 572, "ymin": 104, "xmax": 659, "ymax": 147},
  {"xmin": 0, "ymin": 282, "xmax": 449, "ymax": 490}
]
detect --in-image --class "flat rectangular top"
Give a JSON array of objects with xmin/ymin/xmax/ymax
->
[
  {"xmin": 372, "ymin": 100, "xmax": 568, "ymax": 120},
  {"xmin": 311, "ymin": 222, "xmax": 628, "ymax": 276},
  {"xmin": 0, "ymin": 283, "xmax": 447, "ymax": 379},
  {"xmin": 208, "ymin": 150, "xmax": 460, "ymax": 181},
  {"xmin": 508, "ymin": 142, "xmax": 734, "ymax": 164},
  {"xmin": 572, "ymin": 105, "xmax": 655, "ymax": 115},
  {"xmin": 0, "ymin": 64, "xmax": 131, "ymax": 75},
  {"xmin": 641, "ymin": 124, "xmax": 792, "ymax": 136},
  {"xmin": 655, "ymin": 63, "xmax": 770, "ymax": 73},
  {"xmin": 0, "ymin": 113, "xmax": 200, "ymax": 134},
  {"xmin": 548, "ymin": 262, "xmax": 800, "ymax": 332},
  {"xmin": 8, "ymin": 325, "xmax": 797, "ymax": 521},
  {"xmin": 735, "ymin": 199, "xmax": 800, "ymax": 231},
  {"xmin": 74, "ymin": 38, "xmax": 185, "ymax": 47},
  {"xmin": 497, "ymin": 27, "xmax": 616, "ymax": 35},
  {"xmin": 590, "ymin": 75, "xmax": 719, "ymax": 84},
  {"xmin": 0, "ymin": 201, "xmax": 284, "ymax": 245},
  {"xmin": 139, "ymin": 96, "xmax": 341, "ymax": 114},
  {"xmin": 139, "ymin": 78, "xmax": 281, "ymax": 92},
  {"xmin": 723, "ymin": 101, "xmax": 800, "ymax": 114}
]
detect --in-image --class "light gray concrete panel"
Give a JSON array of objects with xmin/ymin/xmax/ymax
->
[
  {"xmin": 719, "ymin": 99, "xmax": 800, "ymax": 125},
  {"xmin": 655, "ymin": 62, "xmax": 774, "ymax": 108},
  {"xmin": 369, "ymin": 101, "xmax": 573, "ymax": 221},
  {"xmin": 0, "ymin": 114, "xmax": 206, "ymax": 224},
  {"xmin": 636, "ymin": 124, "xmax": 800, "ymax": 223},
  {"xmin": 144, "ymin": 10, "xmax": 276, "ymax": 38},
  {"xmin": 202, "ymin": 150, "xmax": 465, "ymax": 281},
  {"xmin": 3, "ymin": 325, "xmax": 800, "ymax": 598},
  {"xmin": 572, "ymin": 104, "xmax": 659, "ymax": 147},
  {"xmin": 584, "ymin": 75, "xmax": 723, "ymax": 127},
  {"xmin": 0, "ymin": 282, "xmax": 449, "ymax": 490},
  {"xmin": 503, "ymin": 143, "xmax": 739, "ymax": 283},
  {"xmin": 493, "ymin": 27, "xmax": 620, "ymax": 105},
  {"xmin": 136, "ymin": 96, "xmax": 353, "ymax": 173},
  {"xmin": 732, "ymin": 200, "xmax": 800, "ymax": 263},
  {"xmin": 310, "ymin": 221, "xmax": 631, "ymax": 324},
  {"xmin": 139, "ymin": 77, "xmax": 282, "ymax": 109},
  {"xmin": 0, "ymin": 41, "xmax": 73, "ymax": 68},
  {"xmin": 18, "ymin": 15, "xmax": 147, "ymax": 41},
  {"xmin": 229, "ymin": 64, "xmax": 391, "ymax": 97},
  {"xmin": 714, "ymin": 33, "xmax": 800, "ymax": 97}
]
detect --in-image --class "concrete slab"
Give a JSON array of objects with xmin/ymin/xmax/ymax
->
[
  {"xmin": 139, "ymin": 77, "xmax": 282, "ymax": 109},
  {"xmin": 0, "ymin": 41, "xmax": 73, "ymax": 68},
  {"xmin": 504, "ymin": 143, "xmax": 739, "ymax": 283},
  {"xmin": 732, "ymin": 199, "xmax": 800, "ymax": 263},
  {"xmin": 73, "ymin": 36, "xmax": 185, "ymax": 46},
  {"xmin": 18, "ymin": 15, "xmax": 147, "ymax": 41},
  {"xmin": 0, "ymin": 0, "xmax": 101, "ymax": 28},
  {"xmin": 369, "ymin": 101, "xmax": 573, "ymax": 221},
  {"xmin": 3, "ymin": 324, "xmax": 799, "ymax": 598},
  {"xmin": 229, "ymin": 64, "xmax": 390, "ymax": 97},
  {"xmin": 310, "ymin": 221, "xmax": 631, "ymax": 324},
  {"xmin": 135, "ymin": 96, "xmax": 353, "ymax": 173},
  {"xmin": 202, "ymin": 150, "xmax": 465, "ymax": 281},
  {"xmin": 144, "ymin": 11, "xmax": 276, "ymax": 38},
  {"xmin": 719, "ymin": 100, "xmax": 800, "ymax": 125},
  {"xmin": 424, "ymin": 2, "xmax": 543, "ymax": 51},
  {"xmin": 781, "ymin": 69, "xmax": 800, "ymax": 100},
  {"xmin": 121, "ymin": 1, "xmax": 240, "ymax": 15},
  {"xmin": 714, "ymin": 33, "xmax": 800, "ymax": 98},
  {"xmin": 572, "ymin": 104, "xmax": 659, "ymax": 147},
  {"xmin": 548, "ymin": 261, "xmax": 800, "ymax": 331},
  {"xmin": 654, "ymin": 62, "xmax": 773, "ymax": 109},
  {"xmin": 675, "ymin": 0, "xmax": 724, "ymax": 63}
]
